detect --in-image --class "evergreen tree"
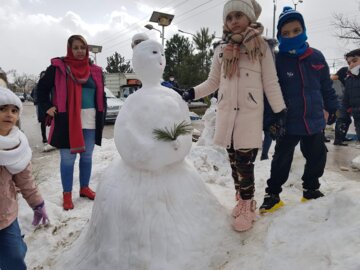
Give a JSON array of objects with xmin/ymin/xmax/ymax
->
[
  {"xmin": 105, "ymin": 52, "xmax": 133, "ymax": 73},
  {"xmin": 192, "ymin": 27, "xmax": 216, "ymax": 82},
  {"xmin": 164, "ymin": 34, "xmax": 193, "ymax": 85}
]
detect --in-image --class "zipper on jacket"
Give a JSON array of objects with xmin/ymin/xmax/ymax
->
[{"xmin": 298, "ymin": 61, "xmax": 311, "ymax": 134}]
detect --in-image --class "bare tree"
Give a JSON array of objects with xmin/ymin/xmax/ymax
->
[
  {"xmin": 8, "ymin": 70, "xmax": 36, "ymax": 94},
  {"xmin": 333, "ymin": 13, "xmax": 360, "ymax": 43}
]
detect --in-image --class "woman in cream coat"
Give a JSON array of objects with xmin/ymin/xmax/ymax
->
[{"xmin": 183, "ymin": 0, "xmax": 286, "ymax": 232}]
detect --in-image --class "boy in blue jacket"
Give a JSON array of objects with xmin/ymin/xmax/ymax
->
[{"xmin": 259, "ymin": 7, "xmax": 339, "ymax": 213}]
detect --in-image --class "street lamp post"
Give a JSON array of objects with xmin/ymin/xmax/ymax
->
[
  {"xmin": 178, "ymin": 29, "xmax": 196, "ymax": 38},
  {"xmin": 272, "ymin": 0, "xmax": 277, "ymax": 39},
  {"xmin": 144, "ymin": 24, "xmax": 163, "ymax": 45},
  {"xmin": 88, "ymin": 44, "xmax": 102, "ymax": 64},
  {"xmin": 292, "ymin": 0, "xmax": 303, "ymax": 10},
  {"xmin": 144, "ymin": 11, "xmax": 174, "ymax": 47}
]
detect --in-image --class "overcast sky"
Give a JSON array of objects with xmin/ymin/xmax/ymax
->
[{"xmin": 1, "ymin": 0, "xmax": 359, "ymax": 79}]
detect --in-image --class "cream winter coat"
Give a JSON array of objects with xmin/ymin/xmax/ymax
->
[{"xmin": 194, "ymin": 43, "xmax": 286, "ymax": 149}]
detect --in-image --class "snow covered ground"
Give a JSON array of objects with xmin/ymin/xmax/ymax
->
[{"xmin": 18, "ymin": 134, "xmax": 360, "ymax": 270}]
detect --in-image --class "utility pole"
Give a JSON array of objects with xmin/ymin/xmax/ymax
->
[{"xmin": 273, "ymin": 0, "xmax": 277, "ymax": 39}]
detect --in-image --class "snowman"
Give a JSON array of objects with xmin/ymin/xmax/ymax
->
[{"xmin": 56, "ymin": 39, "xmax": 238, "ymax": 270}]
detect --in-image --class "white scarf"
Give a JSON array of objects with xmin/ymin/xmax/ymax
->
[{"xmin": 0, "ymin": 127, "xmax": 32, "ymax": 174}]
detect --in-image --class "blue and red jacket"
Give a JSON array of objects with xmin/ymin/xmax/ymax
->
[{"xmin": 274, "ymin": 47, "xmax": 339, "ymax": 135}]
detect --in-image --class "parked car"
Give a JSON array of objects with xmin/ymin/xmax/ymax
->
[
  {"xmin": 15, "ymin": 92, "xmax": 25, "ymax": 102},
  {"xmin": 105, "ymin": 87, "xmax": 124, "ymax": 123}
]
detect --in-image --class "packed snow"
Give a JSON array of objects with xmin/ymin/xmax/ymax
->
[{"xmin": 19, "ymin": 111, "xmax": 360, "ymax": 270}]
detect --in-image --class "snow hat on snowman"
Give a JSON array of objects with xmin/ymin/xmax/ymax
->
[
  {"xmin": 0, "ymin": 86, "xmax": 23, "ymax": 114},
  {"xmin": 131, "ymin": 33, "xmax": 149, "ymax": 49},
  {"xmin": 223, "ymin": 0, "xmax": 262, "ymax": 23}
]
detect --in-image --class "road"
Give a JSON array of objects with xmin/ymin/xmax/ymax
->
[{"xmin": 21, "ymin": 102, "xmax": 359, "ymax": 180}]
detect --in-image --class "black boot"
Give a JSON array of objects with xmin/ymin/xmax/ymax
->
[{"xmin": 333, "ymin": 140, "xmax": 348, "ymax": 146}]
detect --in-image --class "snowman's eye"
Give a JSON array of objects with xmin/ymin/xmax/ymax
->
[{"xmin": 152, "ymin": 51, "xmax": 158, "ymax": 54}]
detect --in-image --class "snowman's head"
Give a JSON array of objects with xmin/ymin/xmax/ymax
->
[{"xmin": 132, "ymin": 39, "xmax": 165, "ymax": 87}]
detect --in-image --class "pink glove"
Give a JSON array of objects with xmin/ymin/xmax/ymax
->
[{"xmin": 32, "ymin": 201, "xmax": 50, "ymax": 226}]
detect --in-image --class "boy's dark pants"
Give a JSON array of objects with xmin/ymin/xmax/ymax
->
[{"xmin": 265, "ymin": 132, "xmax": 327, "ymax": 195}]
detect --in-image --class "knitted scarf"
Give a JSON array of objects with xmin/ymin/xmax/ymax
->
[
  {"xmin": 222, "ymin": 22, "xmax": 267, "ymax": 78},
  {"xmin": 0, "ymin": 127, "xmax": 32, "ymax": 174},
  {"xmin": 63, "ymin": 46, "xmax": 90, "ymax": 153}
]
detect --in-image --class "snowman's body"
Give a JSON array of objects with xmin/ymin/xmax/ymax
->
[{"xmin": 57, "ymin": 40, "xmax": 236, "ymax": 270}]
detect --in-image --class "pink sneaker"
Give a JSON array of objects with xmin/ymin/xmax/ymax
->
[{"xmin": 232, "ymin": 199, "xmax": 257, "ymax": 232}]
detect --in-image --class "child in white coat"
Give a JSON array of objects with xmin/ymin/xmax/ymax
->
[
  {"xmin": 0, "ymin": 87, "xmax": 49, "ymax": 270},
  {"xmin": 183, "ymin": 0, "xmax": 286, "ymax": 231}
]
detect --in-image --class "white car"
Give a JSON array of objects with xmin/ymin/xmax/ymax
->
[{"xmin": 105, "ymin": 87, "xmax": 124, "ymax": 123}]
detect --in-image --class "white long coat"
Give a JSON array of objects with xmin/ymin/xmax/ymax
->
[{"xmin": 194, "ymin": 42, "xmax": 286, "ymax": 149}]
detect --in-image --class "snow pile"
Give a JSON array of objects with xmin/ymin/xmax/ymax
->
[{"xmin": 351, "ymin": 155, "xmax": 360, "ymax": 169}]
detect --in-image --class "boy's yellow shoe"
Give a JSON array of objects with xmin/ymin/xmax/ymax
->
[
  {"xmin": 259, "ymin": 193, "xmax": 285, "ymax": 214},
  {"xmin": 301, "ymin": 189, "xmax": 324, "ymax": 202}
]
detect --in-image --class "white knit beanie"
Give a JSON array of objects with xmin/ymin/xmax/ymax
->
[
  {"xmin": 223, "ymin": 0, "xmax": 262, "ymax": 23},
  {"xmin": 0, "ymin": 87, "xmax": 23, "ymax": 114}
]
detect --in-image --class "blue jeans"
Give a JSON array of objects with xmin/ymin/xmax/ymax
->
[
  {"xmin": 0, "ymin": 219, "xmax": 27, "ymax": 270},
  {"xmin": 60, "ymin": 129, "xmax": 96, "ymax": 192}
]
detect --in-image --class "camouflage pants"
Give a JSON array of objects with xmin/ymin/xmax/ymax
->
[{"xmin": 227, "ymin": 146, "xmax": 258, "ymax": 200}]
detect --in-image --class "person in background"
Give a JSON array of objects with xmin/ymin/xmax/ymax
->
[
  {"xmin": 343, "ymin": 48, "xmax": 360, "ymax": 148},
  {"xmin": 259, "ymin": 7, "xmax": 339, "ymax": 214},
  {"xmin": 167, "ymin": 75, "xmax": 179, "ymax": 88},
  {"xmin": 261, "ymin": 98, "xmax": 274, "ymax": 160},
  {"xmin": 31, "ymin": 71, "xmax": 48, "ymax": 144},
  {"xmin": 161, "ymin": 75, "xmax": 183, "ymax": 96},
  {"xmin": 0, "ymin": 87, "xmax": 49, "ymax": 270},
  {"xmin": 37, "ymin": 34, "xmax": 106, "ymax": 210},
  {"xmin": 182, "ymin": 0, "xmax": 287, "ymax": 232},
  {"xmin": 333, "ymin": 66, "xmax": 352, "ymax": 146}
]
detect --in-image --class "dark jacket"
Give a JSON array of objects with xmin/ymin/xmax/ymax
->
[
  {"xmin": 274, "ymin": 47, "xmax": 339, "ymax": 135},
  {"xmin": 37, "ymin": 58, "xmax": 106, "ymax": 148},
  {"xmin": 343, "ymin": 73, "xmax": 360, "ymax": 110},
  {"xmin": 30, "ymin": 85, "xmax": 38, "ymax": 105}
]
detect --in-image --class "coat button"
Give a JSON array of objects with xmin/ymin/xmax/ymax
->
[
  {"xmin": 234, "ymin": 108, "xmax": 236, "ymax": 110},
  {"xmin": 246, "ymin": 73, "xmax": 249, "ymax": 76}
]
